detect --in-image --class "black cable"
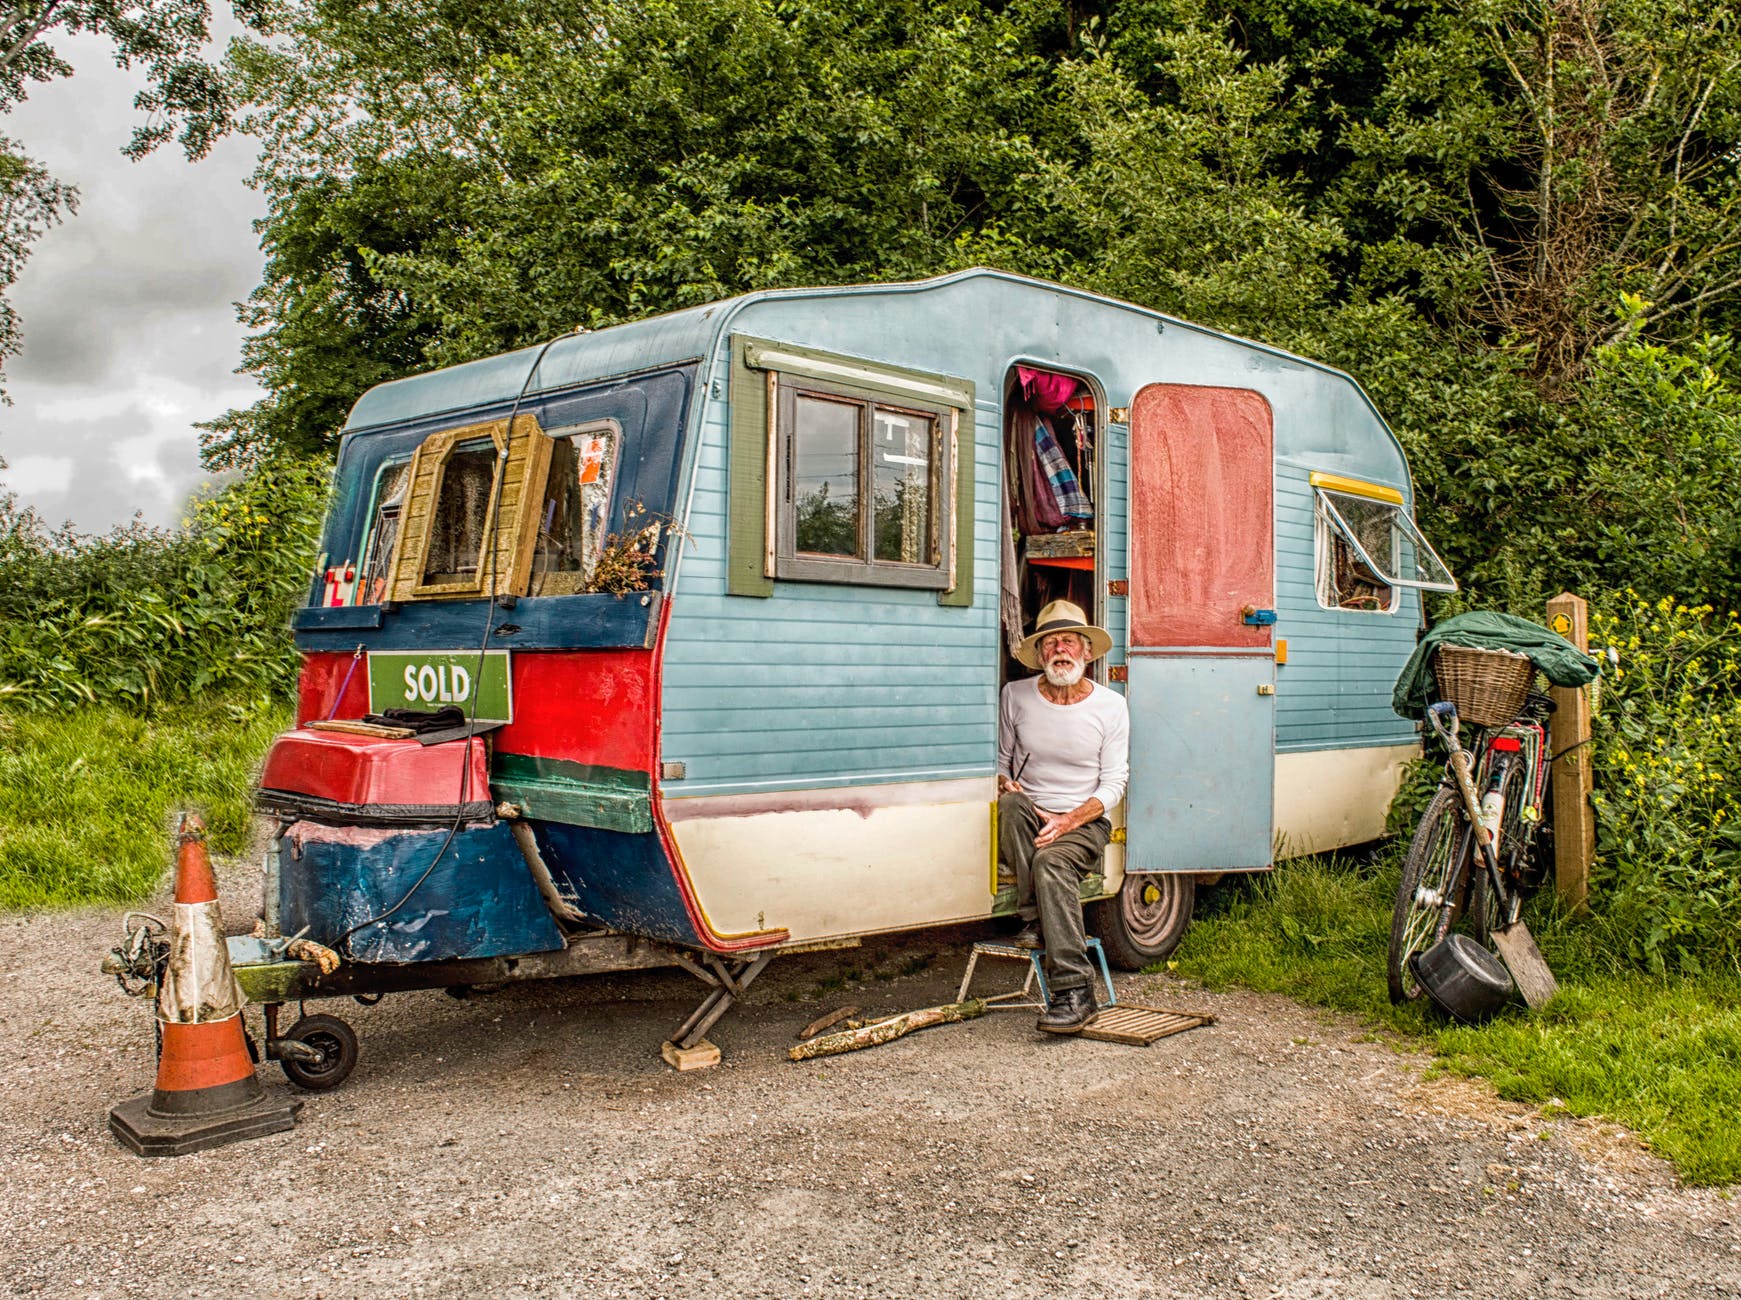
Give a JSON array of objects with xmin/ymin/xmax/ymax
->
[{"xmin": 336, "ymin": 330, "xmax": 579, "ymax": 957}]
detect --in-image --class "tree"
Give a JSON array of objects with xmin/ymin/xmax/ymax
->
[
  {"xmin": 0, "ymin": 1, "xmax": 265, "ymax": 392},
  {"xmin": 0, "ymin": 143, "xmax": 76, "ymax": 383},
  {"xmin": 1338, "ymin": 0, "xmax": 1741, "ymax": 388}
]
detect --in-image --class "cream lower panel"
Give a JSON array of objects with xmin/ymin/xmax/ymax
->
[
  {"xmin": 1274, "ymin": 743, "xmax": 1419, "ymax": 859},
  {"xmin": 667, "ymin": 783, "xmax": 997, "ymax": 943}
]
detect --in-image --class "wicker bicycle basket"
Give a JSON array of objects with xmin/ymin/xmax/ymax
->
[{"xmin": 1431, "ymin": 645, "xmax": 1537, "ymax": 728}]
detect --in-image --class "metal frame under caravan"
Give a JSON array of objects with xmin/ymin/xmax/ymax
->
[{"xmin": 249, "ymin": 269, "xmax": 1455, "ymax": 1074}]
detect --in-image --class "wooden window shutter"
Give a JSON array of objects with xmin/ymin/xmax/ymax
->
[{"xmin": 384, "ymin": 413, "xmax": 553, "ymax": 602}]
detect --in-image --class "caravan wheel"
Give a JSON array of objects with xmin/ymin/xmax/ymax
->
[{"xmin": 1088, "ymin": 872, "xmax": 1196, "ymax": 970}]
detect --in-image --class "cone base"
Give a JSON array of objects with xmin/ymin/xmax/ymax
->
[{"xmin": 109, "ymin": 1088, "xmax": 302, "ymax": 1157}]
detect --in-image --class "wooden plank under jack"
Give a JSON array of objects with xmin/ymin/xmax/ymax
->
[
  {"xmin": 1079, "ymin": 1003, "xmax": 1216, "ymax": 1047},
  {"xmin": 1492, "ymin": 921, "xmax": 1559, "ymax": 1009}
]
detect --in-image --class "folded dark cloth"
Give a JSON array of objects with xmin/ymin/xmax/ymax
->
[
  {"xmin": 363, "ymin": 705, "xmax": 468, "ymax": 734},
  {"xmin": 1391, "ymin": 611, "xmax": 1602, "ymax": 719}
]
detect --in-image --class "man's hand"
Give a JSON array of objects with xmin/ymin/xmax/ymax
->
[
  {"xmin": 1033, "ymin": 809, "xmax": 1076, "ymax": 847},
  {"xmin": 1033, "ymin": 797, "xmax": 1105, "ymax": 849},
  {"xmin": 997, "ymin": 774, "xmax": 1024, "ymax": 795}
]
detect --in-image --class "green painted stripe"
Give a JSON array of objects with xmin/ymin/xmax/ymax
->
[
  {"xmin": 491, "ymin": 753, "xmax": 652, "ymax": 833},
  {"xmin": 727, "ymin": 335, "xmax": 775, "ymax": 598}
]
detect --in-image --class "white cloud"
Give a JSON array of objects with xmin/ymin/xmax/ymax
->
[
  {"xmin": 0, "ymin": 24, "xmax": 267, "ymax": 533},
  {"xmin": 1, "ymin": 453, "xmax": 72, "ymax": 494}
]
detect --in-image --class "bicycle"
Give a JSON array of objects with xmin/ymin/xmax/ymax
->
[{"xmin": 1386, "ymin": 677, "xmax": 1556, "ymax": 1006}]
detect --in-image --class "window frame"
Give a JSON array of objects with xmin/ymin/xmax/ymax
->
[
  {"xmin": 772, "ymin": 373, "xmax": 953, "ymax": 589},
  {"xmin": 351, "ymin": 454, "xmax": 414, "ymax": 606},
  {"xmin": 385, "ymin": 413, "xmax": 553, "ymax": 603},
  {"xmin": 1310, "ymin": 472, "xmax": 1457, "ymax": 615}
]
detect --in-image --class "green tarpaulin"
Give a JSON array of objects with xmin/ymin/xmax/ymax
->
[{"xmin": 1391, "ymin": 610, "xmax": 1602, "ymax": 719}]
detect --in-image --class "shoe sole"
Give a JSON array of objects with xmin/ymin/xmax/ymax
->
[{"xmin": 1036, "ymin": 1014, "xmax": 1095, "ymax": 1035}]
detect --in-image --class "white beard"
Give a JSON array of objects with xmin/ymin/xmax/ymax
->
[{"xmin": 1043, "ymin": 660, "xmax": 1086, "ymax": 689}]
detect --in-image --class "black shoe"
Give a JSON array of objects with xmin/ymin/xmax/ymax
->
[
  {"xmin": 1036, "ymin": 985, "xmax": 1097, "ymax": 1034},
  {"xmin": 1012, "ymin": 925, "xmax": 1042, "ymax": 950}
]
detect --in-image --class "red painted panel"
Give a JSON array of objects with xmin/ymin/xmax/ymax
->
[
  {"xmin": 297, "ymin": 653, "xmax": 370, "ymax": 725},
  {"xmin": 497, "ymin": 650, "xmax": 656, "ymax": 770},
  {"xmin": 294, "ymin": 648, "xmax": 656, "ymax": 773},
  {"xmin": 1128, "ymin": 384, "xmax": 1274, "ymax": 649}
]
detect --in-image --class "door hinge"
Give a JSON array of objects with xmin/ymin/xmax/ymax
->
[
  {"xmin": 1108, "ymin": 579, "xmax": 1129, "ymax": 597},
  {"xmin": 1109, "ymin": 665, "xmax": 1128, "ymax": 683}
]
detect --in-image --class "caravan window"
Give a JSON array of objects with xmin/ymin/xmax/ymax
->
[
  {"xmin": 422, "ymin": 439, "xmax": 500, "ymax": 585},
  {"xmin": 530, "ymin": 421, "xmax": 622, "ymax": 594},
  {"xmin": 353, "ymin": 458, "xmax": 412, "ymax": 605},
  {"xmin": 1312, "ymin": 473, "xmax": 1456, "ymax": 612},
  {"xmin": 773, "ymin": 373, "xmax": 954, "ymax": 590},
  {"xmin": 728, "ymin": 336, "xmax": 973, "ymax": 601}
]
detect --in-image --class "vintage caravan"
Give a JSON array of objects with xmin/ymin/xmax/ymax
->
[{"xmin": 255, "ymin": 269, "xmax": 1454, "ymax": 1066}]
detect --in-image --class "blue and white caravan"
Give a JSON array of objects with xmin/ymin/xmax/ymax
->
[{"xmin": 266, "ymin": 269, "xmax": 1456, "ymax": 1056}]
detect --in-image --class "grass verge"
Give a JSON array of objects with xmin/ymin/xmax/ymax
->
[
  {"xmin": 1170, "ymin": 856, "xmax": 1741, "ymax": 1187},
  {"xmin": 0, "ymin": 698, "xmax": 290, "ymax": 908}
]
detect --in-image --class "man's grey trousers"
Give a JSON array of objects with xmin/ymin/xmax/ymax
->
[{"xmin": 997, "ymin": 790, "xmax": 1110, "ymax": 993}]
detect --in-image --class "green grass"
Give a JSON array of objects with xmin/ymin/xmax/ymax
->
[
  {"xmin": 1171, "ymin": 856, "xmax": 1741, "ymax": 1186},
  {"xmin": 0, "ymin": 698, "xmax": 290, "ymax": 908}
]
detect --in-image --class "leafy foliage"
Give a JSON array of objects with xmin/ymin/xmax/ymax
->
[
  {"xmin": 0, "ymin": 456, "xmax": 327, "ymax": 711},
  {"xmin": 0, "ymin": 143, "xmax": 76, "ymax": 388},
  {"xmin": 1589, "ymin": 595, "xmax": 1741, "ymax": 975}
]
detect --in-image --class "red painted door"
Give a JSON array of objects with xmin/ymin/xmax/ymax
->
[
  {"xmin": 1128, "ymin": 385, "xmax": 1274, "ymax": 649},
  {"xmin": 1124, "ymin": 384, "xmax": 1276, "ymax": 872}
]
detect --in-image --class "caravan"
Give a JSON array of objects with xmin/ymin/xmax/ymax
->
[{"xmin": 255, "ymin": 269, "xmax": 1455, "ymax": 1066}]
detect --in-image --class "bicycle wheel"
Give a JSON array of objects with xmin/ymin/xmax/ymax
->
[{"xmin": 1387, "ymin": 785, "xmax": 1475, "ymax": 1004}]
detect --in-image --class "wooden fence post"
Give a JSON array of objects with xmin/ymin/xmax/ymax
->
[{"xmin": 1547, "ymin": 592, "xmax": 1594, "ymax": 912}]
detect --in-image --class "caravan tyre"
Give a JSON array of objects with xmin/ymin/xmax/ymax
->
[{"xmin": 1088, "ymin": 872, "xmax": 1196, "ymax": 970}]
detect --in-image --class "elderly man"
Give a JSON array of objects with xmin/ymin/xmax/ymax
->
[{"xmin": 997, "ymin": 599, "xmax": 1130, "ymax": 1034}]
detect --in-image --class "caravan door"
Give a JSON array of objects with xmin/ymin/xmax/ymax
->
[{"xmin": 1124, "ymin": 385, "xmax": 1275, "ymax": 872}]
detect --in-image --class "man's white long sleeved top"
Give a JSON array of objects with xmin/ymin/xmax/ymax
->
[{"xmin": 997, "ymin": 676, "xmax": 1130, "ymax": 815}]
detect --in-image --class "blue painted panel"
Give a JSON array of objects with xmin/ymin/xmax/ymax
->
[
  {"xmin": 344, "ymin": 305, "xmax": 721, "ymax": 432},
  {"xmin": 294, "ymin": 591, "xmax": 660, "ymax": 653},
  {"xmin": 1125, "ymin": 655, "xmax": 1275, "ymax": 871},
  {"xmin": 279, "ymin": 822, "xmax": 566, "ymax": 963},
  {"xmin": 534, "ymin": 823, "xmax": 703, "ymax": 947}
]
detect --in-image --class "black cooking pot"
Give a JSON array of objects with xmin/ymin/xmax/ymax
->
[{"xmin": 1413, "ymin": 934, "xmax": 1513, "ymax": 1023}]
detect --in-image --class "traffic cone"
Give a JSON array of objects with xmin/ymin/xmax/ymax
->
[{"xmin": 109, "ymin": 814, "xmax": 301, "ymax": 1156}]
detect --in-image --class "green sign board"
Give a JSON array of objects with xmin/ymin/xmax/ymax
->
[{"xmin": 367, "ymin": 651, "xmax": 513, "ymax": 723}]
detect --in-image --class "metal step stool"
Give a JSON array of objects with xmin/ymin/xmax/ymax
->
[{"xmin": 957, "ymin": 937, "xmax": 1117, "ymax": 1010}]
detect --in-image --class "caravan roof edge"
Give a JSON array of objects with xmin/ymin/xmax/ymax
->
[{"xmin": 336, "ymin": 270, "xmax": 1414, "ymax": 501}]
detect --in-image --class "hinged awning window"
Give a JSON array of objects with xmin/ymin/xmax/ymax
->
[{"xmin": 1310, "ymin": 473, "xmax": 1456, "ymax": 593}]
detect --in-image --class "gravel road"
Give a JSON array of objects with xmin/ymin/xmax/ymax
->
[{"xmin": 3, "ymin": 857, "xmax": 1737, "ymax": 1299}]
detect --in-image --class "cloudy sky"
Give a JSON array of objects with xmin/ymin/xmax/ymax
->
[{"xmin": 0, "ymin": 27, "xmax": 266, "ymax": 534}]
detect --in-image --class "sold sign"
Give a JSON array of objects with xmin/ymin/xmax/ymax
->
[{"xmin": 366, "ymin": 651, "xmax": 513, "ymax": 723}]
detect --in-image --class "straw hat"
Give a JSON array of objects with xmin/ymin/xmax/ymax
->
[{"xmin": 1016, "ymin": 599, "xmax": 1113, "ymax": 670}]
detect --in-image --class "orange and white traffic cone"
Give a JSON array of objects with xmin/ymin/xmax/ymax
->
[{"xmin": 109, "ymin": 814, "xmax": 301, "ymax": 1156}]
